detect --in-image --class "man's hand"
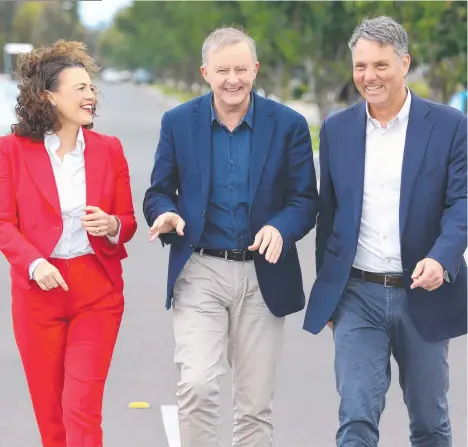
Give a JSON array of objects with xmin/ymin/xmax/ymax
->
[
  {"xmin": 410, "ymin": 258, "xmax": 444, "ymax": 291},
  {"xmin": 248, "ymin": 225, "xmax": 283, "ymax": 264},
  {"xmin": 81, "ymin": 206, "xmax": 119, "ymax": 237},
  {"xmin": 33, "ymin": 261, "xmax": 69, "ymax": 292},
  {"xmin": 149, "ymin": 212, "xmax": 185, "ymax": 242}
]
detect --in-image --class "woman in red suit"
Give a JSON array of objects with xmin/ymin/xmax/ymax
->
[{"xmin": 0, "ymin": 40, "xmax": 137, "ymax": 446}]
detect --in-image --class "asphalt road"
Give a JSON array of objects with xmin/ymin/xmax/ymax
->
[{"xmin": 0, "ymin": 81, "xmax": 466, "ymax": 447}]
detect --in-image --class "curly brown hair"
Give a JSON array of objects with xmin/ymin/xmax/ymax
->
[{"xmin": 12, "ymin": 40, "xmax": 100, "ymax": 141}]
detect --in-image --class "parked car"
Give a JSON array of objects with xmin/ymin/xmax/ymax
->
[
  {"xmin": 101, "ymin": 67, "xmax": 132, "ymax": 83},
  {"xmin": 132, "ymin": 68, "xmax": 153, "ymax": 85}
]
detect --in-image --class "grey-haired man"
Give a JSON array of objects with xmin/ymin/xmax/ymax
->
[
  {"xmin": 305, "ymin": 16, "xmax": 467, "ymax": 447},
  {"xmin": 144, "ymin": 27, "xmax": 318, "ymax": 446}
]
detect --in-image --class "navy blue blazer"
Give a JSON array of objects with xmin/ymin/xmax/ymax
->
[
  {"xmin": 304, "ymin": 94, "xmax": 467, "ymax": 342},
  {"xmin": 143, "ymin": 92, "xmax": 319, "ymax": 317}
]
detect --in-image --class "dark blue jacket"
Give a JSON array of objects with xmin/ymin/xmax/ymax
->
[
  {"xmin": 304, "ymin": 94, "xmax": 467, "ymax": 341},
  {"xmin": 144, "ymin": 92, "xmax": 319, "ymax": 317}
]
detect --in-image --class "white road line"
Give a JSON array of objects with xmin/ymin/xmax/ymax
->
[{"xmin": 161, "ymin": 405, "xmax": 181, "ymax": 447}]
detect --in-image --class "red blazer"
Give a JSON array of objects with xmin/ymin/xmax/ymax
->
[{"xmin": 0, "ymin": 129, "xmax": 137, "ymax": 292}]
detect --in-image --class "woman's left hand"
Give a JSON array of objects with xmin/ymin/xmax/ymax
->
[{"xmin": 81, "ymin": 206, "xmax": 119, "ymax": 237}]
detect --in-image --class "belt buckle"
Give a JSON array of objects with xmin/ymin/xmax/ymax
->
[
  {"xmin": 224, "ymin": 250, "xmax": 229, "ymax": 261},
  {"xmin": 384, "ymin": 275, "xmax": 389, "ymax": 287},
  {"xmin": 229, "ymin": 249, "xmax": 246, "ymax": 261},
  {"xmin": 384, "ymin": 275, "xmax": 396, "ymax": 287}
]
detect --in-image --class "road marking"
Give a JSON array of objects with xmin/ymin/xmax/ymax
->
[{"xmin": 161, "ymin": 405, "xmax": 181, "ymax": 447}]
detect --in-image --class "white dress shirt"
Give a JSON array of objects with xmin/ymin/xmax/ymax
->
[
  {"xmin": 28, "ymin": 128, "xmax": 119, "ymax": 278},
  {"xmin": 353, "ymin": 90, "xmax": 412, "ymax": 273}
]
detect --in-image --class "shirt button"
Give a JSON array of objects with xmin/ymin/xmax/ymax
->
[
  {"xmin": 383, "ymin": 236, "xmax": 387, "ymax": 240},
  {"xmin": 229, "ymin": 185, "xmax": 235, "ymax": 191},
  {"xmin": 230, "ymin": 160, "xmax": 235, "ymax": 164},
  {"xmin": 202, "ymin": 211, "xmax": 206, "ymax": 217}
]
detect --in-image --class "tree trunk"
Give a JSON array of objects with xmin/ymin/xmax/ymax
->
[{"xmin": 304, "ymin": 57, "xmax": 316, "ymax": 103}]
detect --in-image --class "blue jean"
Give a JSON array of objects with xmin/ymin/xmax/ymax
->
[{"xmin": 332, "ymin": 277, "xmax": 451, "ymax": 447}]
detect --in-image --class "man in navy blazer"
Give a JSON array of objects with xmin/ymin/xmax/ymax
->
[
  {"xmin": 143, "ymin": 27, "xmax": 318, "ymax": 446},
  {"xmin": 304, "ymin": 16, "xmax": 466, "ymax": 446}
]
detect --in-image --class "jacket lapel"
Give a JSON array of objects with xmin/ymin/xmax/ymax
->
[
  {"xmin": 399, "ymin": 96, "xmax": 433, "ymax": 238},
  {"xmin": 349, "ymin": 102, "xmax": 367, "ymax": 230},
  {"xmin": 23, "ymin": 138, "xmax": 61, "ymax": 215},
  {"xmin": 83, "ymin": 129, "xmax": 106, "ymax": 207},
  {"xmin": 249, "ymin": 94, "xmax": 275, "ymax": 206},
  {"xmin": 191, "ymin": 94, "xmax": 212, "ymax": 208}
]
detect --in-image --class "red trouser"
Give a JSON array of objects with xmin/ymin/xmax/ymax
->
[{"xmin": 11, "ymin": 254, "xmax": 124, "ymax": 447}]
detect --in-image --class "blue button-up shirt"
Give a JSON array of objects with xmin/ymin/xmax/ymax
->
[{"xmin": 198, "ymin": 95, "xmax": 254, "ymax": 249}]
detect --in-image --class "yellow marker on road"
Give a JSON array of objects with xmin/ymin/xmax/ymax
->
[{"xmin": 128, "ymin": 401, "xmax": 151, "ymax": 409}]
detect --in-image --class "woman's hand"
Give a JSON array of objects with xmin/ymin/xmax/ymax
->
[
  {"xmin": 81, "ymin": 206, "xmax": 119, "ymax": 237},
  {"xmin": 33, "ymin": 260, "xmax": 69, "ymax": 291}
]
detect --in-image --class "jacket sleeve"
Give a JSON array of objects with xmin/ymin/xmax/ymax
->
[
  {"xmin": 427, "ymin": 115, "xmax": 467, "ymax": 281},
  {"xmin": 266, "ymin": 115, "xmax": 319, "ymax": 260},
  {"xmin": 102, "ymin": 137, "xmax": 137, "ymax": 254},
  {"xmin": 142, "ymin": 111, "xmax": 180, "ymax": 245},
  {"xmin": 0, "ymin": 138, "xmax": 44, "ymax": 274},
  {"xmin": 315, "ymin": 119, "xmax": 337, "ymax": 274}
]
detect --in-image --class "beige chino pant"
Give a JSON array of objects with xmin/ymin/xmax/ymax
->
[{"xmin": 172, "ymin": 252, "xmax": 285, "ymax": 447}]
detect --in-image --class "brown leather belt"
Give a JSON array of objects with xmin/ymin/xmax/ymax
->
[
  {"xmin": 194, "ymin": 247, "xmax": 254, "ymax": 261},
  {"xmin": 350, "ymin": 267, "xmax": 404, "ymax": 288}
]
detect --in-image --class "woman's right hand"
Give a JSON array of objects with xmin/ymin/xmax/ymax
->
[{"xmin": 32, "ymin": 261, "xmax": 69, "ymax": 291}]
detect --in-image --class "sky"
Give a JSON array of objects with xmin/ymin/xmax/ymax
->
[{"xmin": 78, "ymin": 0, "xmax": 133, "ymax": 29}]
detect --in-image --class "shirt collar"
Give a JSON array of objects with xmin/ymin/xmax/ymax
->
[
  {"xmin": 44, "ymin": 127, "xmax": 86, "ymax": 155},
  {"xmin": 210, "ymin": 92, "xmax": 254, "ymax": 129},
  {"xmin": 366, "ymin": 87, "xmax": 412, "ymax": 129}
]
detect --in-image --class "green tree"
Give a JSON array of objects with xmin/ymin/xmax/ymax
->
[
  {"xmin": 98, "ymin": 0, "xmax": 467, "ymax": 111},
  {"xmin": 101, "ymin": 1, "xmax": 230, "ymax": 81},
  {"xmin": 12, "ymin": 1, "xmax": 86, "ymax": 48}
]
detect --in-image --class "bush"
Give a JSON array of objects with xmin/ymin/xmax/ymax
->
[{"xmin": 292, "ymin": 83, "xmax": 308, "ymax": 100}]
